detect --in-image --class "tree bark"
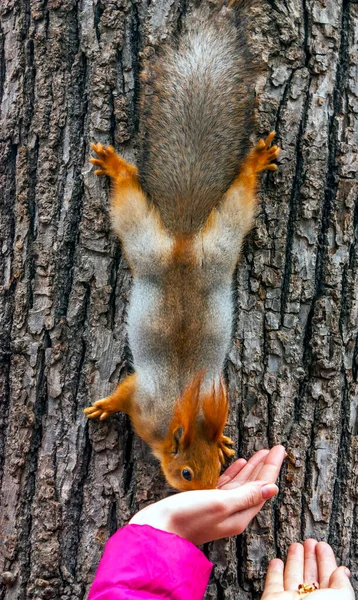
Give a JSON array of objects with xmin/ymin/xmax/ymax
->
[{"xmin": 0, "ymin": 1, "xmax": 357, "ymax": 599}]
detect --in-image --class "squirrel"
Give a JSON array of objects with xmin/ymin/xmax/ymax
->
[{"xmin": 84, "ymin": 1, "xmax": 280, "ymax": 491}]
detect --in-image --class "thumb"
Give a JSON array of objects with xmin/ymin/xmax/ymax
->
[
  {"xmin": 223, "ymin": 480, "xmax": 278, "ymax": 515},
  {"xmin": 329, "ymin": 566, "xmax": 354, "ymax": 593}
]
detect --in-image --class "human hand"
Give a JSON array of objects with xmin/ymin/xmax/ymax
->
[
  {"xmin": 262, "ymin": 539, "xmax": 354, "ymax": 600},
  {"xmin": 129, "ymin": 445, "xmax": 286, "ymax": 545}
]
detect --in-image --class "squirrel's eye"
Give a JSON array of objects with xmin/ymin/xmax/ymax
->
[{"xmin": 181, "ymin": 468, "xmax": 192, "ymax": 481}]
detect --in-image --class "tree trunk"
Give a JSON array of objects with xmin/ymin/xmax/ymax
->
[{"xmin": 0, "ymin": 0, "xmax": 357, "ymax": 599}]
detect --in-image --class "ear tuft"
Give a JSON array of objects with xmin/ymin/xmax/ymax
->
[
  {"xmin": 168, "ymin": 372, "xmax": 205, "ymax": 448},
  {"xmin": 201, "ymin": 379, "xmax": 229, "ymax": 443}
]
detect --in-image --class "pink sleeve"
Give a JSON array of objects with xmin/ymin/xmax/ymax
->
[{"xmin": 88, "ymin": 524, "xmax": 213, "ymax": 600}]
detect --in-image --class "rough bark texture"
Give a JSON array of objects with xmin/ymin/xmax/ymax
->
[{"xmin": 0, "ymin": 0, "xmax": 357, "ymax": 599}]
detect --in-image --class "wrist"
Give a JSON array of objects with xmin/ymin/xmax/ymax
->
[{"xmin": 129, "ymin": 504, "xmax": 174, "ymax": 535}]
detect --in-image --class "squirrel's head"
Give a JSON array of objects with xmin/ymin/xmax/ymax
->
[{"xmin": 157, "ymin": 374, "xmax": 234, "ymax": 491}]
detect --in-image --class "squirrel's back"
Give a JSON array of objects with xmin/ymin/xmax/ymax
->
[{"xmin": 139, "ymin": 4, "xmax": 258, "ymax": 234}]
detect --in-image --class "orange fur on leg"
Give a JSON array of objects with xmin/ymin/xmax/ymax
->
[{"xmin": 84, "ymin": 374, "xmax": 137, "ymax": 420}]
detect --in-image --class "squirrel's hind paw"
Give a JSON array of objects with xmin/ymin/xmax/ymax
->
[{"xmin": 90, "ymin": 142, "xmax": 138, "ymax": 181}]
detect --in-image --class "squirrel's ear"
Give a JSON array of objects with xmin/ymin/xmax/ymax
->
[
  {"xmin": 169, "ymin": 373, "xmax": 204, "ymax": 449},
  {"xmin": 201, "ymin": 380, "xmax": 229, "ymax": 443},
  {"xmin": 173, "ymin": 426, "xmax": 184, "ymax": 445}
]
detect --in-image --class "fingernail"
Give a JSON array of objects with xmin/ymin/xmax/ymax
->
[
  {"xmin": 261, "ymin": 484, "xmax": 279, "ymax": 499},
  {"xmin": 344, "ymin": 568, "xmax": 351, "ymax": 578}
]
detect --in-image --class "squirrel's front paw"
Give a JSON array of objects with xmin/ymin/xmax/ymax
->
[
  {"xmin": 251, "ymin": 131, "xmax": 280, "ymax": 173},
  {"xmin": 83, "ymin": 396, "xmax": 117, "ymax": 421},
  {"xmin": 218, "ymin": 434, "xmax": 235, "ymax": 465},
  {"xmin": 90, "ymin": 143, "xmax": 138, "ymax": 180}
]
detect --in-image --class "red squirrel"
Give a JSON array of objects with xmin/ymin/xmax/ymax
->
[{"xmin": 84, "ymin": 2, "xmax": 279, "ymax": 491}]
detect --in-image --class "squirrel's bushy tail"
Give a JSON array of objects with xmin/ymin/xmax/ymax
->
[{"xmin": 139, "ymin": 2, "xmax": 259, "ymax": 234}]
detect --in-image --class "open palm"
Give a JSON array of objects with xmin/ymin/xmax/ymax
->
[{"xmin": 262, "ymin": 539, "xmax": 354, "ymax": 600}]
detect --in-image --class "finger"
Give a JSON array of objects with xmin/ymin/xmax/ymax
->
[
  {"xmin": 316, "ymin": 542, "xmax": 337, "ymax": 588},
  {"xmin": 223, "ymin": 481, "xmax": 278, "ymax": 517},
  {"xmin": 221, "ymin": 483, "xmax": 278, "ymax": 536},
  {"xmin": 224, "ymin": 478, "xmax": 280, "ymax": 533},
  {"xmin": 284, "ymin": 543, "xmax": 304, "ymax": 590},
  {"xmin": 239, "ymin": 449, "xmax": 270, "ymax": 480},
  {"xmin": 303, "ymin": 539, "xmax": 318, "ymax": 584},
  {"xmin": 217, "ymin": 458, "xmax": 247, "ymax": 488},
  {"xmin": 262, "ymin": 559, "xmax": 285, "ymax": 597},
  {"xmin": 329, "ymin": 566, "xmax": 354, "ymax": 594},
  {"xmin": 252, "ymin": 445, "xmax": 286, "ymax": 484},
  {"xmin": 253, "ymin": 444, "xmax": 286, "ymax": 480},
  {"xmin": 220, "ymin": 449, "xmax": 270, "ymax": 489},
  {"xmin": 99, "ymin": 412, "xmax": 109, "ymax": 420},
  {"xmin": 247, "ymin": 458, "xmax": 270, "ymax": 483}
]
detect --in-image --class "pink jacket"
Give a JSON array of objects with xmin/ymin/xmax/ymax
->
[{"xmin": 88, "ymin": 524, "xmax": 213, "ymax": 599}]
